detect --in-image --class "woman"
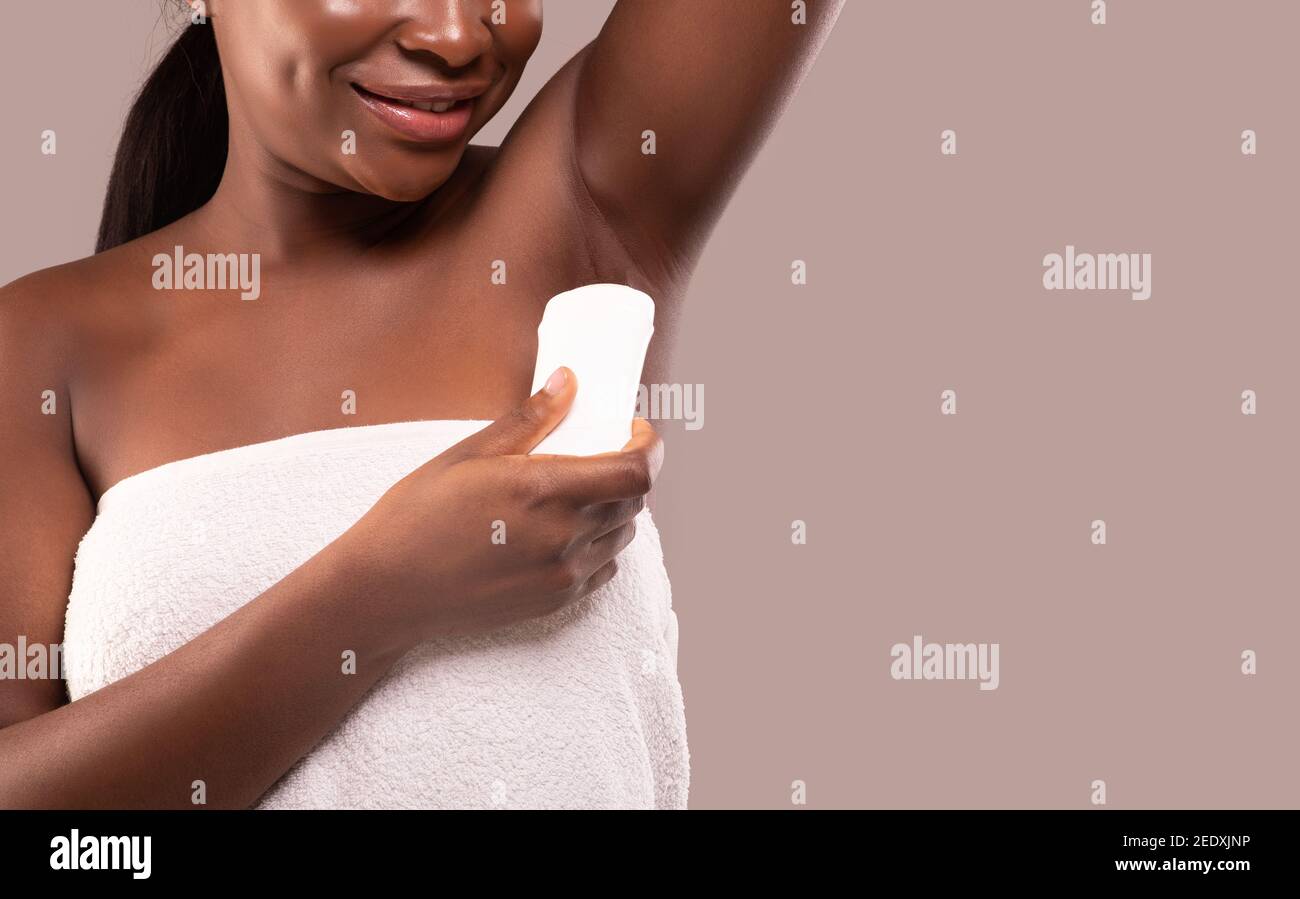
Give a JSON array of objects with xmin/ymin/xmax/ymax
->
[{"xmin": 0, "ymin": 0, "xmax": 842, "ymax": 808}]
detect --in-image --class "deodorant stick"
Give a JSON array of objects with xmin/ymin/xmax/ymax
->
[{"xmin": 529, "ymin": 283, "xmax": 655, "ymax": 456}]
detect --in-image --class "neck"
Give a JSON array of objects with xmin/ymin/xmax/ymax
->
[{"xmin": 191, "ymin": 132, "xmax": 423, "ymax": 262}]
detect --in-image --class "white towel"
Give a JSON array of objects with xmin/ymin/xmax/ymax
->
[{"xmin": 62, "ymin": 420, "xmax": 689, "ymax": 809}]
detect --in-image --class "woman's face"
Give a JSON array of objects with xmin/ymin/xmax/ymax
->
[{"xmin": 210, "ymin": 0, "xmax": 542, "ymax": 201}]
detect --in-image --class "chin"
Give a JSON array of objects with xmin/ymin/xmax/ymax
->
[
  {"xmin": 351, "ymin": 167, "xmax": 456, "ymax": 203},
  {"xmin": 374, "ymin": 181, "xmax": 448, "ymax": 202}
]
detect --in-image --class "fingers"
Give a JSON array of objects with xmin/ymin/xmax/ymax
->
[
  {"xmin": 621, "ymin": 418, "xmax": 660, "ymax": 457},
  {"xmin": 585, "ymin": 495, "xmax": 645, "ymax": 540},
  {"xmin": 530, "ymin": 418, "xmax": 664, "ymax": 504},
  {"xmin": 442, "ymin": 367, "xmax": 577, "ymax": 462},
  {"xmin": 579, "ymin": 558, "xmax": 620, "ymax": 597},
  {"xmin": 574, "ymin": 521, "xmax": 638, "ymax": 600},
  {"xmin": 590, "ymin": 519, "xmax": 638, "ymax": 562}
]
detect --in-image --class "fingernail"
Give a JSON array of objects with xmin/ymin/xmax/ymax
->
[{"xmin": 543, "ymin": 367, "xmax": 567, "ymax": 395}]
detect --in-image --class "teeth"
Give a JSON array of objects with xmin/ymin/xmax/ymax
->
[{"xmin": 401, "ymin": 99, "xmax": 456, "ymax": 112}]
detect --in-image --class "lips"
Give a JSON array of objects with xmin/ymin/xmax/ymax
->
[{"xmin": 351, "ymin": 83, "xmax": 482, "ymax": 143}]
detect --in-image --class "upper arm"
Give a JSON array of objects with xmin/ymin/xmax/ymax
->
[
  {"xmin": 0, "ymin": 276, "xmax": 95, "ymax": 728},
  {"xmin": 572, "ymin": 0, "xmax": 845, "ymax": 278}
]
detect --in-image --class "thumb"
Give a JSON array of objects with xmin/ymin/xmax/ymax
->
[{"xmin": 447, "ymin": 367, "xmax": 576, "ymax": 459}]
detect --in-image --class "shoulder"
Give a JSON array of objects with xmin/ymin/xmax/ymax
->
[
  {"xmin": 0, "ymin": 261, "xmax": 84, "ymax": 375},
  {"xmin": 0, "ymin": 237, "xmax": 157, "ymax": 385}
]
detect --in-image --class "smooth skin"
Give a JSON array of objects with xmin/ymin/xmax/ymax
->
[{"xmin": 0, "ymin": 0, "xmax": 843, "ymax": 807}]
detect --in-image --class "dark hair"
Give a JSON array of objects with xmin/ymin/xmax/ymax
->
[{"xmin": 96, "ymin": 23, "xmax": 228, "ymax": 252}]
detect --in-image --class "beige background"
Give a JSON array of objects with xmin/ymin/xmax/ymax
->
[{"xmin": 3, "ymin": 1, "xmax": 1297, "ymax": 808}]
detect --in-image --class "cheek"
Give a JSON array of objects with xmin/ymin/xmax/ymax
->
[
  {"xmin": 216, "ymin": 4, "xmax": 373, "ymax": 154},
  {"xmin": 214, "ymin": 0, "xmax": 542, "ymax": 197},
  {"xmin": 272, "ymin": 1, "xmax": 386, "ymax": 67},
  {"xmin": 495, "ymin": 1, "xmax": 543, "ymax": 65}
]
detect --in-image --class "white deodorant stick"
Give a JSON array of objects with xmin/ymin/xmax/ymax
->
[{"xmin": 529, "ymin": 283, "xmax": 655, "ymax": 456}]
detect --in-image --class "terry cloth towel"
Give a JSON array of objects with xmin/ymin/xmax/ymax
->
[{"xmin": 63, "ymin": 420, "xmax": 689, "ymax": 809}]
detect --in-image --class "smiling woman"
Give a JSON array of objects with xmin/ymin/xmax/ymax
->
[
  {"xmin": 0, "ymin": 0, "xmax": 844, "ymax": 809},
  {"xmin": 203, "ymin": 0, "xmax": 542, "ymax": 201}
]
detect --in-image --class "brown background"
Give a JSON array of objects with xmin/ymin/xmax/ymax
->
[{"xmin": 3, "ymin": 1, "xmax": 1296, "ymax": 808}]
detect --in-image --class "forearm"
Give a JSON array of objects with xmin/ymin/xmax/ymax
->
[{"xmin": 0, "ymin": 530, "xmax": 408, "ymax": 809}]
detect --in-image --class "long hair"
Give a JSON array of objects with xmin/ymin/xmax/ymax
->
[{"xmin": 96, "ymin": 22, "xmax": 227, "ymax": 252}]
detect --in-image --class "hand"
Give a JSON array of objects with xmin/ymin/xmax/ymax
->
[{"xmin": 344, "ymin": 367, "xmax": 663, "ymax": 643}]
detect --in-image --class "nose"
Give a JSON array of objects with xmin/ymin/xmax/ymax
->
[{"xmin": 393, "ymin": 0, "xmax": 493, "ymax": 70}]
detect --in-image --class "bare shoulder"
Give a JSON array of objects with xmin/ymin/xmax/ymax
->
[
  {"xmin": 0, "ymin": 259, "xmax": 104, "ymax": 481},
  {"xmin": 0, "ymin": 259, "xmax": 89, "ymax": 376},
  {"xmin": 0, "ymin": 230, "xmax": 173, "ymax": 371}
]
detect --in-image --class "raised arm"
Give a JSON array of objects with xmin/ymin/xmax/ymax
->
[{"xmin": 572, "ymin": 0, "xmax": 845, "ymax": 280}]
